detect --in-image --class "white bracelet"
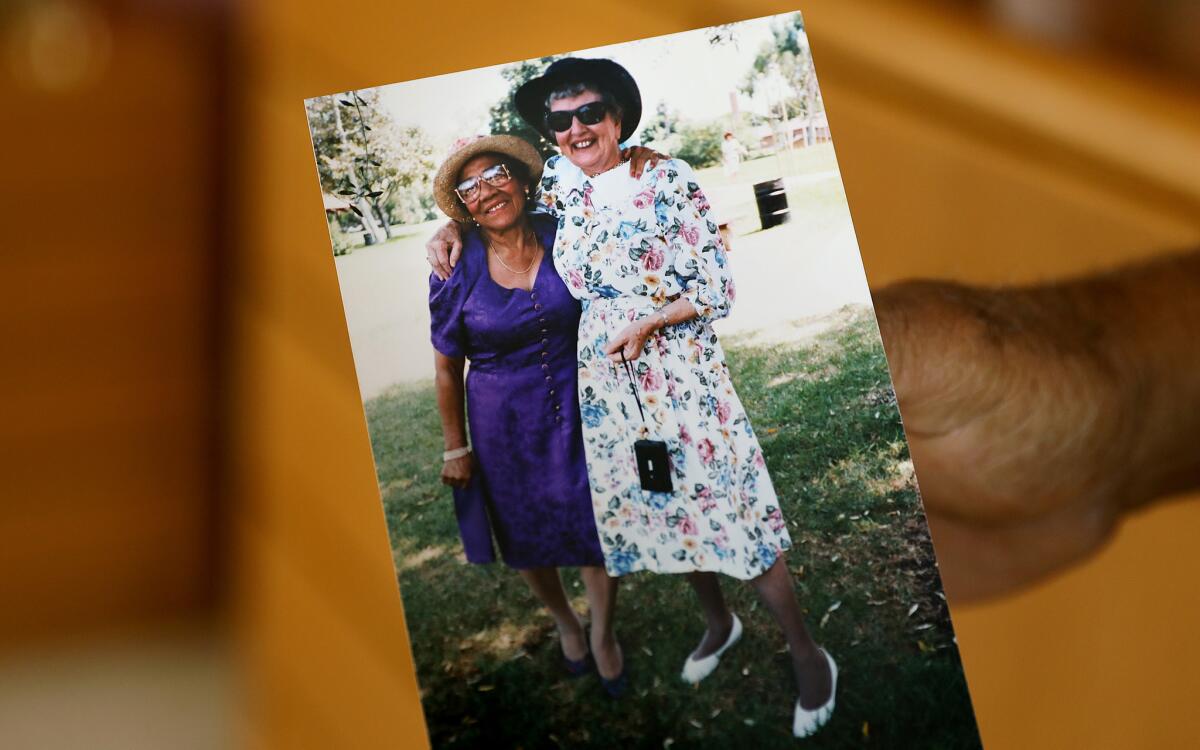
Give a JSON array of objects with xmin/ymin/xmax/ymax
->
[
  {"xmin": 443, "ymin": 446, "xmax": 472, "ymax": 462},
  {"xmin": 656, "ymin": 310, "xmax": 669, "ymax": 328}
]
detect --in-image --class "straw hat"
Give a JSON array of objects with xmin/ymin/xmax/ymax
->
[{"xmin": 433, "ymin": 134, "xmax": 543, "ymax": 223}]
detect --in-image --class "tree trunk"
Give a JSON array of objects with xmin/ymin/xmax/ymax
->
[
  {"xmin": 804, "ymin": 67, "xmax": 819, "ymax": 147},
  {"xmin": 370, "ymin": 200, "xmax": 392, "ymax": 239},
  {"xmin": 331, "ymin": 95, "xmax": 384, "ymax": 244}
]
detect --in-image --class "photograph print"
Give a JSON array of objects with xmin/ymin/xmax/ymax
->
[{"xmin": 305, "ymin": 10, "xmax": 980, "ymax": 749}]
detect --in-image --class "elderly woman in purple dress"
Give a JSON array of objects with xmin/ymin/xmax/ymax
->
[{"xmin": 429, "ymin": 134, "xmax": 657, "ymax": 694}]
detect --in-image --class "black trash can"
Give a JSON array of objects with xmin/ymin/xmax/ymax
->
[{"xmin": 753, "ymin": 178, "xmax": 791, "ymax": 230}]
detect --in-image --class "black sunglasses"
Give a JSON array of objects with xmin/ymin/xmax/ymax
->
[{"xmin": 545, "ymin": 101, "xmax": 611, "ymax": 133}]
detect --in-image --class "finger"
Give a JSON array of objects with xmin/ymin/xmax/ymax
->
[
  {"xmin": 428, "ymin": 252, "xmax": 449, "ymax": 282},
  {"xmin": 449, "ymin": 238, "xmax": 463, "ymax": 269},
  {"xmin": 431, "ymin": 243, "xmax": 451, "ymax": 278},
  {"xmin": 428, "ymin": 242, "xmax": 450, "ymax": 280}
]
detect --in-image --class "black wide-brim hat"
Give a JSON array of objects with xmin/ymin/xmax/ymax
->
[{"xmin": 514, "ymin": 57, "xmax": 642, "ymax": 144}]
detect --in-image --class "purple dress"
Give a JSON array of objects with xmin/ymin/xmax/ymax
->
[{"xmin": 428, "ymin": 213, "xmax": 605, "ymax": 569}]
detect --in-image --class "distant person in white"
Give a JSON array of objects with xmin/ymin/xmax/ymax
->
[{"xmin": 721, "ymin": 131, "xmax": 747, "ymax": 178}]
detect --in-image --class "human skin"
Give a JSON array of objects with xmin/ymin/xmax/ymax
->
[
  {"xmin": 874, "ymin": 249, "xmax": 1200, "ymax": 601},
  {"xmin": 548, "ymin": 90, "xmax": 624, "ymax": 177},
  {"xmin": 536, "ymin": 94, "xmax": 834, "ymax": 709},
  {"xmin": 437, "ymin": 231, "xmax": 1200, "ymax": 603},
  {"xmin": 435, "ymin": 153, "xmax": 542, "ymax": 490},
  {"xmin": 430, "ymin": 152, "xmax": 624, "ymax": 678},
  {"xmin": 430, "ymin": 95, "xmax": 835, "ymax": 710},
  {"xmin": 425, "ymin": 140, "xmax": 668, "ymax": 281}
]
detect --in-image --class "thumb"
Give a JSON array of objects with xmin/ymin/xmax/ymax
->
[{"xmin": 874, "ymin": 279, "xmax": 1000, "ymax": 434}]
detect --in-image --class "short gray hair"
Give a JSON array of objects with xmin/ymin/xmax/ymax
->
[{"xmin": 545, "ymin": 82, "xmax": 623, "ymax": 122}]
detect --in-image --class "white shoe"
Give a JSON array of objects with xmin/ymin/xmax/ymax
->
[
  {"xmin": 793, "ymin": 649, "xmax": 837, "ymax": 738},
  {"xmin": 680, "ymin": 613, "xmax": 743, "ymax": 684}
]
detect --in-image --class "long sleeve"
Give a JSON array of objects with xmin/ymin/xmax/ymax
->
[{"xmin": 663, "ymin": 160, "xmax": 734, "ymax": 323}]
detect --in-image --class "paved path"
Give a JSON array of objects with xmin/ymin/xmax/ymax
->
[{"xmin": 335, "ymin": 177, "xmax": 873, "ymax": 401}]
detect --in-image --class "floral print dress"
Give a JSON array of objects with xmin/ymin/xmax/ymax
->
[{"xmin": 539, "ymin": 155, "xmax": 792, "ymax": 580}]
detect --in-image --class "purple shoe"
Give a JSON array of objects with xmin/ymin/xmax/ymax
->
[
  {"xmin": 563, "ymin": 652, "xmax": 593, "ymax": 678},
  {"xmin": 599, "ymin": 668, "xmax": 628, "ymax": 698}
]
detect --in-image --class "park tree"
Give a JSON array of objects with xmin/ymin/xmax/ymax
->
[
  {"xmin": 486, "ymin": 56, "xmax": 564, "ymax": 161},
  {"xmin": 639, "ymin": 101, "xmax": 680, "ymax": 152},
  {"xmin": 307, "ymin": 90, "xmax": 438, "ymax": 245},
  {"xmin": 739, "ymin": 13, "xmax": 823, "ymax": 147},
  {"xmin": 706, "ymin": 23, "xmax": 739, "ymax": 46},
  {"xmin": 376, "ymin": 124, "xmax": 438, "ymax": 225},
  {"xmin": 307, "ymin": 92, "xmax": 387, "ymax": 243},
  {"xmin": 674, "ymin": 121, "xmax": 725, "ymax": 169}
]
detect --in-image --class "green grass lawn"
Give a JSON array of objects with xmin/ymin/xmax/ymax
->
[
  {"xmin": 367, "ymin": 307, "xmax": 979, "ymax": 749},
  {"xmin": 693, "ymin": 142, "xmax": 840, "ymax": 191},
  {"xmin": 694, "ymin": 144, "xmax": 849, "ymax": 240}
]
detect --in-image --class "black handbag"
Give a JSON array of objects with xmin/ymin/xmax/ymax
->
[{"xmin": 620, "ymin": 352, "xmax": 673, "ymax": 493}]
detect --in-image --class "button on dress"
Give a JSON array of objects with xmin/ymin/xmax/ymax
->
[{"xmin": 428, "ymin": 214, "xmax": 604, "ymax": 568}]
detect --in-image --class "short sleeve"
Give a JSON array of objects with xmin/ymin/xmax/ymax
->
[
  {"xmin": 428, "ymin": 269, "xmax": 467, "ymax": 358},
  {"xmin": 664, "ymin": 160, "xmax": 734, "ymax": 323}
]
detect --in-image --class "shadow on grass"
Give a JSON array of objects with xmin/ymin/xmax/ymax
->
[{"xmin": 366, "ymin": 306, "xmax": 980, "ymax": 749}]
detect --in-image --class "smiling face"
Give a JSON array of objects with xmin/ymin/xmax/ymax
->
[
  {"xmin": 456, "ymin": 153, "xmax": 528, "ymax": 231},
  {"xmin": 549, "ymin": 88, "xmax": 623, "ymax": 176}
]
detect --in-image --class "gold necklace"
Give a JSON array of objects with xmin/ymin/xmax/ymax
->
[
  {"xmin": 586, "ymin": 159, "xmax": 630, "ymax": 179},
  {"xmin": 489, "ymin": 234, "xmax": 538, "ymax": 275}
]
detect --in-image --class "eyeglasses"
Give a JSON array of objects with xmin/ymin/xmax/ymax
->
[
  {"xmin": 545, "ymin": 101, "xmax": 611, "ymax": 133},
  {"xmin": 455, "ymin": 163, "xmax": 512, "ymax": 204}
]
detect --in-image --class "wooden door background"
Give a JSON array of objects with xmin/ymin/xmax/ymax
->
[{"xmin": 3, "ymin": 1, "xmax": 1197, "ymax": 748}]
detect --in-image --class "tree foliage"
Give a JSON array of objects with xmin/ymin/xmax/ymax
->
[
  {"xmin": 486, "ymin": 56, "xmax": 564, "ymax": 161},
  {"xmin": 739, "ymin": 12, "xmax": 822, "ymax": 140},
  {"xmin": 638, "ymin": 101, "xmax": 721, "ymax": 169},
  {"xmin": 674, "ymin": 121, "xmax": 726, "ymax": 170},
  {"xmin": 639, "ymin": 101, "xmax": 680, "ymax": 152},
  {"xmin": 306, "ymin": 90, "xmax": 438, "ymax": 244},
  {"xmin": 706, "ymin": 23, "xmax": 739, "ymax": 47}
]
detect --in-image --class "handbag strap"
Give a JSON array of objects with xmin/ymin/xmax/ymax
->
[{"xmin": 619, "ymin": 351, "xmax": 647, "ymax": 424}]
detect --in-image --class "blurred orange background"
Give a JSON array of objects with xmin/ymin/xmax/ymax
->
[{"xmin": 2, "ymin": 0, "xmax": 1198, "ymax": 747}]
